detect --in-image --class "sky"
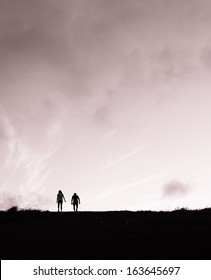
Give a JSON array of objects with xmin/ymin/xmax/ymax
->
[{"xmin": 1, "ymin": 0, "xmax": 211, "ymax": 211}]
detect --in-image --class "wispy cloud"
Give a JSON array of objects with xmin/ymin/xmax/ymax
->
[
  {"xmin": 2, "ymin": 112, "xmax": 65, "ymax": 201},
  {"xmin": 103, "ymin": 144, "xmax": 145, "ymax": 171},
  {"xmin": 3, "ymin": 116, "xmax": 17, "ymax": 168},
  {"xmin": 86, "ymin": 172, "xmax": 163, "ymax": 203},
  {"xmin": 0, "ymin": 191, "xmax": 23, "ymax": 210}
]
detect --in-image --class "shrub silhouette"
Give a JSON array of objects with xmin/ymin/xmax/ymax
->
[{"xmin": 6, "ymin": 206, "xmax": 19, "ymax": 213}]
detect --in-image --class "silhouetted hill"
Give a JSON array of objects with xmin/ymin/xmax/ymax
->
[{"xmin": 1, "ymin": 208, "xmax": 211, "ymax": 259}]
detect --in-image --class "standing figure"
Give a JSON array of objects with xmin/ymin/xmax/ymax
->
[
  {"xmin": 71, "ymin": 193, "xmax": 80, "ymax": 212},
  {"xmin": 56, "ymin": 190, "xmax": 66, "ymax": 212}
]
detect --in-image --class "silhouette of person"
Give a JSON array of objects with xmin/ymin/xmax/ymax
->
[
  {"xmin": 71, "ymin": 193, "xmax": 80, "ymax": 212},
  {"xmin": 56, "ymin": 190, "xmax": 66, "ymax": 212}
]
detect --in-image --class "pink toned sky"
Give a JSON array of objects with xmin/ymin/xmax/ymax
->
[{"xmin": 1, "ymin": 0, "xmax": 211, "ymax": 211}]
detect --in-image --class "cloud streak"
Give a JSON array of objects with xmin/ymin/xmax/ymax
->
[
  {"xmin": 86, "ymin": 172, "xmax": 163, "ymax": 203},
  {"xmin": 2, "ymin": 111, "xmax": 65, "ymax": 204},
  {"xmin": 103, "ymin": 144, "xmax": 145, "ymax": 171}
]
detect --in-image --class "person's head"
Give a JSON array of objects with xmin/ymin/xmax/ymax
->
[{"xmin": 59, "ymin": 190, "xmax": 62, "ymax": 194}]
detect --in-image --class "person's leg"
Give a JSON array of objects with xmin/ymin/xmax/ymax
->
[{"xmin": 58, "ymin": 201, "xmax": 62, "ymax": 212}]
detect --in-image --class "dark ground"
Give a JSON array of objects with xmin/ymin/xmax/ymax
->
[{"xmin": 1, "ymin": 208, "xmax": 211, "ymax": 260}]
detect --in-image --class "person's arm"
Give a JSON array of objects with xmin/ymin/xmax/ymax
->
[
  {"xmin": 78, "ymin": 197, "xmax": 80, "ymax": 204},
  {"xmin": 63, "ymin": 195, "xmax": 66, "ymax": 202}
]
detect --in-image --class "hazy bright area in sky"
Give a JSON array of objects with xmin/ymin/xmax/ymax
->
[{"xmin": 1, "ymin": 0, "xmax": 211, "ymax": 211}]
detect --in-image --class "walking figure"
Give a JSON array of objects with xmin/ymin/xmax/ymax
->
[
  {"xmin": 56, "ymin": 190, "xmax": 66, "ymax": 212},
  {"xmin": 71, "ymin": 193, "xmax": 80, "ymax": 212}
]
